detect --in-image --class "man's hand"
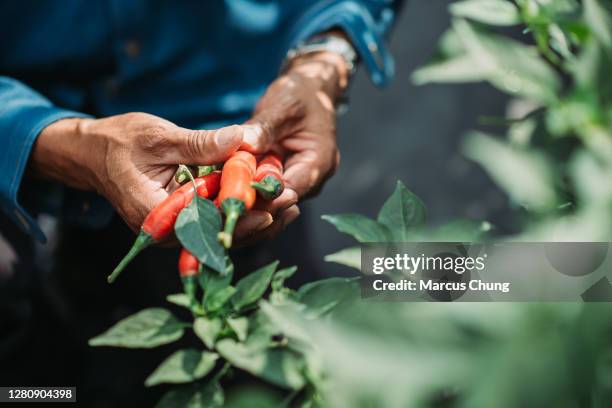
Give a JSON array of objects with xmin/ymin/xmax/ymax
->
[
  {"xmin": 234, "ymin": 50, "xmax": 349, "ymax": 245},
  {"xmin": 30, "ymin": 112, "xmax": 243, "ymax": 232}
]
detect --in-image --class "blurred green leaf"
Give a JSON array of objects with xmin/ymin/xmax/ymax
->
[
  {"xmin": 89, "ymin": 308, "xmax": 184, "ymax": 349},
  {"xmin": 217, "ymin": 338, "xmax": 305, "ymax": 390},
  {"xmin": 463, "ymin": 131, "xmax": 557, "ymax": 211},
  {"xmin": 227, "ymin": 317, "xmax": 249, "ymax": 342},
  {"xmin": 194, "ymin": 317, "xmax": 223, "ymax": 349},
  {"xmin": 450, "ymin": 0, "xmax": 520, "ymax": 26},
  {"xmin": 298, "ymin": 278, "xmax": 360, "ymax": 316},
  {"xmin": 145, "ymin": 349, "xmax": 218, "ymax": 387},
  {"xmin": 224, "ymin": 386, "xmax": 283, "ymax": 408},
  {"xmin": 324, "ymin": 247, "xmax": 361, "ymax": 270},
  {"xmin": 571, "ymin": 37, "xmax": 601, "ymax": 89},
  {"xmin": 453, "ymin": 18, "xmax": 560, "ymax": 103},
  {"xmin": 429, "ymin": 219, "xmax": 492, "ymax": 241},
  {"xmin": 166, "ymin": 293, "xmax": 192, "ymax": 309},
  {"xmin": 571, "ymin": 150, "xmax": 612, "ymax": 205},
  {"xmin": 155, "ymin": 381, "xmax": 224, "ymax": 408},
  {"xmin": 322, "ymin": 214, "xmax": 390, "ymax": 243},
  {"xmin": 584, "ymin": 0, "xmax": 612, "ymax": 49},
  {"xmin": 412, "ymin": 54, "xmax": 489, "ymax": 85},
  {"xmin": 271, "ymin": 266, "xmax": 298, "ymax": 292},
  {"xmin": 175, "ymin": 197, "xmax": 226, "ymax": 274},
  {"xmin": 232, "ymin": 261, "xmax": 278, "ymax": 311},
  {"xmin": 259, "ymin": 301, "xmax": 311, "ymax": 345}
]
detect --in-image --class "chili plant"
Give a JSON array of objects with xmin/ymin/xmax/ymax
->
[{"xmin": 89, "ymin": 1, "xmax": 612, "ymax": 406}]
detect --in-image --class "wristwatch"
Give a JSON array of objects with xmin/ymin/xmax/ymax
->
[
  {"xmin": 283, "ymin": 35, "xmax": 358, "ymax": 77},
  {"xmin": 282, "ymin": 35, "xmax": 358, "ymax": 114}
]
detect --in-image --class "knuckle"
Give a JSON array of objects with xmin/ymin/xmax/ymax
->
[
  {"xmin": 140, "ymin": 125, "xmax": 172, "ymax": 152},
  {"xmin": 184, "ymin": 130, "xmax": 212, "ymax": 158}
]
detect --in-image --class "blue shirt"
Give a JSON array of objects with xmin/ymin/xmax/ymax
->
[{"xmin": 0, "ymin": 0, "xmax": 398, "ymax": 242}]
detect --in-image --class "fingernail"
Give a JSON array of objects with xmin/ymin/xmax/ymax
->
[
  {"xmin": 242, "ymin": 125, "xmax": 261, "ymax": 149},
  {"xmin": 215, "ymin": 125, "xmax": 243, "ymax": 149},
  {"xmin": 282, "ymin": 206, "xmax": 300, "ymax": 228}
]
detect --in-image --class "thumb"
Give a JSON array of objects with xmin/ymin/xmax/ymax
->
[
  {"xmin": 242, "ymin": 122, "xmax": 275, "ymax": 154},
  {"xmin": 242, "ymin": 108, "xmax": 291, "ymax": 153},
  {"xmin": 168, "ymin": 125, "xmax": 243, "ymax": 165}
]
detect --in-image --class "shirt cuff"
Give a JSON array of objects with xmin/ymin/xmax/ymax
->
[
  {"xmin": 0, "ymin": 106, "xmax": 91, "ymax": 243},
  {"xmin": 285, "ymin": 0, "xmax": 396, "ymax": 87}
]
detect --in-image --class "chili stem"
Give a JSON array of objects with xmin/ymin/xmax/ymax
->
[
  {"xmin": 197, "ymin": 165, "xmax": 215, "ymax": 177},
  {"xmin": 251, "ymin": 175, "xmax": 283, "ymax": 200},
  {"xmin": 182, "ymin": 276, "xmax": 198, "ymax": 311},
  {"xmin": 107, "ymin": 232, "xmax": 154, "ymax": 283},
  {"xmin": 218, "ymin": 198, "xmax": 245, "ymax": 248}
]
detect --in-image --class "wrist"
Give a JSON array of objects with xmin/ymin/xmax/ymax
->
[
  {"xmin": 30, "ymin": 117, "xmax": 101, "ymax": 191},
  {"xmin": 284, "ymin": 51, "xmax": 349, "ymax": 100}
]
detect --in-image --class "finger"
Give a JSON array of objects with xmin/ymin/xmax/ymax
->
[
  {"xmin": 166, "ymin": 125, "xmax": 243, "ymax": 165},
  {"xmin": 282, "ymin": 151, "xmax": 321, "ymax": 198},
  {"xmin": 253, "ymin": 187, "xmax": 298, "ymax": 218},
  {"xmin": 242, "ymin": 102, "xmax": 302, "ymax": 153},
  {"xmin": 234, "ymin": 205, "xmax": 300, "ymax": 248},
  {"xmin": 118, "ymin": 183, "xmax": 169, "ymax": 233},
  {"xmin": 241, "ymin": 123, "xmax": 275, "ymax": 153},
  {"xmin": 233, "ymin": 210, "xmax": 274, "ymax": 239},
  {"xmin": 165, "ymin": 177, "xmax": 181, "ymax": 194}
]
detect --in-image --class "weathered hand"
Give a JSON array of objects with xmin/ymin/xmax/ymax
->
[
  {"xmin": 31, "ymin": 112, "xmax": 243, "ymax": 232},
  {"xmin": 232, "ymin": 50, "xmax": 348, "ymax": 246}
]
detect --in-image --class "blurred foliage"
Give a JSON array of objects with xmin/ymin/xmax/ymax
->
[
  {"xmin": 90, "ymin": 1, "xmax": 612, "ymax": 406},
  {"xmin": 414, "ymin": 0, "xmax": 612, "ymax": 241}
]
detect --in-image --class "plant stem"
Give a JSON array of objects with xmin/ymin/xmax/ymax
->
[{"xmin": 107, "ymin": 232, "xmax": 153, "ymax": 283}]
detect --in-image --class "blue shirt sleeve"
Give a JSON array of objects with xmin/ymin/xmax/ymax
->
[
  {"xmin": 0, "ymin": 76, "xmax": 91, "ymax": 242},
  {"xmin": 286, "ymin": 0, "xmax": 403, "ymax": 87}
]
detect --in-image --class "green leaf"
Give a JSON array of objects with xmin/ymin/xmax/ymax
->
[
  {"xmin": 155, "ymin": 381, "xmax": 224, "ymax": 408},
  {"xmin": 571, "ymin": 37, "xmax": 601, "ymax": 89},
  {"xmin": 194, "ymin": 317, "xmax": 223, "ymax": 349},
  {"xmin": 450, "ymin": 0, "xmax": 520, "ymax": 26},
  {"xmin": 259, "ymin": 301, "xmax": 311, "ymax": 345},
  {"xmin": 166, "ymin": 293, "xmax": 192, "ymax": 309},
  {"xmin": 463, "ymin": 131, "xmax": 557, "ymax": 211},
  {"xmin": 216, "ymin": 338, "xmax": 305, "ymax": 390},
  {"xmin": 271, "ymin": 266, "xmax": 298, "ymax": 292},
  {"xmin": 224, "ymin": 386, "xmax": 282, "ymax": 408},
  {"xmin": 89, "ymin": 308, "xmax": 184, "ymax": 349},
  {"xmin": 298, "ymin": 278, "xmax": 360, "ymax": 316},
  {"xmin": 571, "ymin": 150, "xmax": 612, "ymax": 205},
  {"xmin": 584, "ymin": 0, "xmax": 612, "ymax": 49},
  {"xmin": 412, "ymin": 54, "xmax": 489, "ymax": 85},
  {"xmin": 175, "ymin": 197, "xmax": 226, "ymax": 274},
  {"xmin": 206, "ymin": 286, "xmax": 237, "ymax": 313},
  {"xmin": 227, "ymin": 317, "xmax": 249, "ymax": 342},
  {"xmin": 322, "ymin": 214, "xmax": 390, "ymax": 243},
  {"xmin": 201, "ymin": 263, "xmax": 233, "ymax": 298},
  {"xmin": 232, "ymin": 261, "xmax": 278, "ymax": 311},
  {"xmin": 145, "ymin": 349, "xmax": 218, "ymax": 387},
  {"xmin": 324, "ymin": 247, "xmax": 361, "ymax": 271},
  {"xmin": 428, "ymin": 220, "xmax": 492, "ymax": 242},
  {"xmin": 377, "ymin": 181, "xmax": 426, "ymax": 241},
  {"xmin": 452, "ymin": 18, "xmax": 560, "ymax": 104}
]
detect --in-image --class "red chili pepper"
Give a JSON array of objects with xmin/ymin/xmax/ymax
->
[
  {"xmin": 216, "ymin": 151, "xmax": 257, "ymax": 248},
  {"xmin": 178, "ymin": 248, "xmax": 200, "ymax": 304},
  {"xmin": 107, "ymin": 171, "xmax": 221, "ymax": 283},
  {"xmin": 178, "ymin": 248, "xmax": 200, "ymax": 278},
  {"xmin": 251, "ymin": 153, "xmax": 284, "ymax": 200}
]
